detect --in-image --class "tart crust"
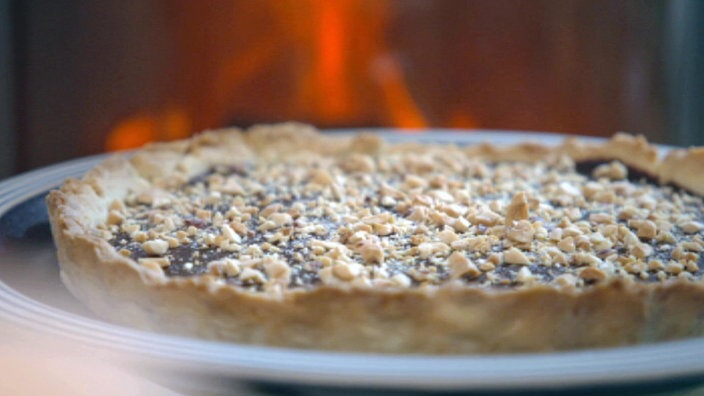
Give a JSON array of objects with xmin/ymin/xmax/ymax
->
[{"xmin": 47, "ymin": 124, "xmax": 704, "ymax": 353}]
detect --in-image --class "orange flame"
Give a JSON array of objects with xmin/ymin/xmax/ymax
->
[
  {"xmin": 106, "ymin": 107, "xmax": 191, "ymax": 152},
  {"xmin": 106, "ymin": 1, "xmax": 467, "ymax": 151},
  {"xmin": 295, "ymin": 0, "xmax": 428, "ymax": 127},
  {"xmin": 372, "ymin": 55, "xmax": 427, "ymax": 129},
  {"xmin": 316, "ymin": 1, "xmax": 350, "ymax": 119}
]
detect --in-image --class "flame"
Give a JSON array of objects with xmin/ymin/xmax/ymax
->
[
  {"xmin": 106, "ymin": 107, "xmax": 191, "ymax": 151},
  {"xmin": 372, "ymin": 55, "xmax": 427, "ymax": 129},
  {"xmin": 272, "ymin": 0, "xmax": 429, "ymax": 127},
  {"xmin": 106, "ymin": 1, "xmax": 469, "ymax": 151},
  {"xmin": 316, "ymin": 1, "xmax": 350, "ymax": 119},
  {"xmin": 290, "ymin": 0, "xmax": 358, "ymax": 122}
]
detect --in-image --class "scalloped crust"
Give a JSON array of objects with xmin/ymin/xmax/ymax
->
[{"xmin": 47, "ymin": 124, "xmax": 704, "ymax": 353}]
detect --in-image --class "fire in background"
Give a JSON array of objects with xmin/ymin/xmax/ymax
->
[{"xmin": 106, "ymin": 1, "xmax": 663, "ymax": 151}]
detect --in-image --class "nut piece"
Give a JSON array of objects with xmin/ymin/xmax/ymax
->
[
  {"xmin": 208, "ymin": 258, "xmax": 241, "ymax": 277},
  {"xmin": 310, "ymin": 169, "xmax": 335, "ymax": 186},
  {"xmin": 390, "ymin": 273, "xmax": 412, "ymax": 288},
  {"xmin": 666, "ymin": 261, "xmax": 684, "ymax": 275},
  {"xmin": 448, "ymin": 252, "xmax": 481, "ymax": 279},
  {"xmin": 579, "ymin": 267, "xmax": 607, "ymax": 283},
  {"xmin": 505, "ymin": 192, "xmax": 529, "ymax": 224},
  {"xmin": 506, "ymin": 220, "xmax": 534, "ymax": 244},
  {"xmin": 408, "ymin": 206, "xmax": 429, "ymax": 222},
  {"xmin": 557, "ymin": 237, "xmax": 576, "ymax": 253},
  {"xmin": 681, "ymin": 221, "xmax": 704, "ymax": 234},
  {"xmin": 403, "ymin": 174, "xmax": 427, "ymax": 189},
  {"xmin": 374, "ymin": 223, "xmax": 394, "ymax": 236},
  {"xmin": 138, "ymin": 257, "xmax": 170, "ymax": 269},
  {"xmin": 438, "ymin": 229, "xmax": 459, "ymax": 244},
  {"xmin": 342, "ymin": 154, "xmax": 376, "ymax": 173},
  {"xmin": 240, "ymin": 268, "xmax": 267, "ymax": 284},
  {"xmin": 554, "ymin": 273, "xmax": 577, "ymax": 288},
  {"xmin": 631, "ymin": 243, "xmax": 653, "ymax": 258},
  {"xmin": 681, "ymin": 241, "xmax": 703, "ymax": 252},
  {"xmin": 516, "ymin": 266, "xmax": 535, "ymax": 284},
  {"xmin": 358, "ymin": 241, "xmax": 384, "ymax": 264},
  {"xmin": 544, "ymin": 247, "xmax": 568, "ymax": 265},
  {"xmin": 504, "ymin": 247, "xmax": 530, "ymax": 265},
  {"xmin": 270, "ymin": 212, "xmax": 293, "ymax": 227},
  {"xmin": 106, "ymin": 210, "xmax": 125, "ymax": 226},
  {"xmin": 221, "ymin": 224, "xmax": 242, "ymax": 243},
  {"xmin": 588, "ymin": 213, "xmax": 613, "ymax": 225},
  {"xmin": 332, "ymin": 262, "xmax": 364, "ymax": 281},
  {"xmin": 593, "ymin": 161, "xmax": 628, "ymax": 180},
  {"xmin": 417, "ymin": 242, "xmax": 451, "ymax": 259},
  {"xmin": 260, "ymin": 203, "xmax": 283, "ymax": 218},
  {"xmin": 573, "ymin": 252, "xmax": 602, "ymax": 266},
  {"xmin": 264, "ymin": 260, "xmax": 291, "ymax": 282},
  {"xmin": 473, "ymin": 209, "xmax": 501, "ymax": 226},
  {"xmin": 630, "ymin": 220, "xmax": 657, "ymax": 240},
  {"xmin": 451, "ymin": 236, "xmax": 491, "ymax": 253},
  {"xmin": 142, "ymin": 239, "xmax": 169, "ymax": 256}
]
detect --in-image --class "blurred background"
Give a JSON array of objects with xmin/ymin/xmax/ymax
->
[{"xmin": 0, "ymin": 0, "xmax": 702, "ymax": 177}]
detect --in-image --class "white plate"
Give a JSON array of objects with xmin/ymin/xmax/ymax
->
[{"xmin": 0, "ymin": 130, "xmax": 702, "ymax": 395}]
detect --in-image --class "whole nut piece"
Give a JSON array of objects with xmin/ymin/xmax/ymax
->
[
  {"xmin": 505, "ymin": 192, "xmax": 529, "ymax": 224},
  {"xmin": 448, "ymin": 252, "xmax": 481, "ymax": 279},
  {"xmin": 504, "ymin": 247, "xmax": 530, "ymax": 265},
  {"xmin": 358, "ymin": 241, "xmax": 384, "ymax": 264}
]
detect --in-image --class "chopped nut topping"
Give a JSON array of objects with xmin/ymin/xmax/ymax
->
[{"xmin": 106, "ymin": 141, "xmax": 704, "ymax": 292}]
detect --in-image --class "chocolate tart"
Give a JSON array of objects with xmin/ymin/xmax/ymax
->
[{"xmin": 47, "ymin": 123, "xmax": 704, "ymax": 353}]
